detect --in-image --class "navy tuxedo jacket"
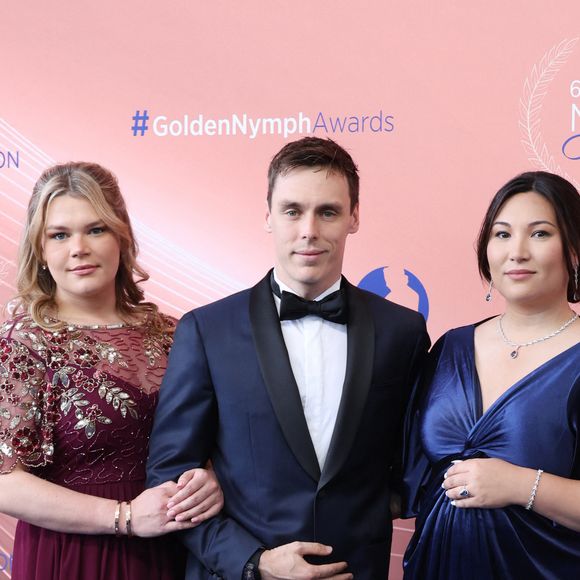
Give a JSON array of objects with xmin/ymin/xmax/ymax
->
[{"xmin": 146, "ymin": 272, "xmax": 429, "ymax": 579}]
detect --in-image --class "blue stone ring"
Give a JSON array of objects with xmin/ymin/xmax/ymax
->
[{"xmin": 459, "ymin": 486, "xmax": 470, "ymax": 498}]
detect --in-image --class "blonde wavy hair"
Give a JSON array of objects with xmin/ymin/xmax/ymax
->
[{"xmin": 14, "ymin": 162, "xmax": 170, "ymax": 333}]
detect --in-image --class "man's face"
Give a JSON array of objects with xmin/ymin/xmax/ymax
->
[{"xmin": 265, "ymin": 166, "xmax": 359, "ymax": 299}]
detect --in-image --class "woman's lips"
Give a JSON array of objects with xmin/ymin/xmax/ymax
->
[
  {"xmin": 69, "ymin": 265, "xmax": 98, "ymax": 275},
  {"xmin": 505, "ymin": 269, "xmax": 535, "ymax": 280}
]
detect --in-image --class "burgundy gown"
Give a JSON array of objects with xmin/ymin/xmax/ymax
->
[{"xmin": 0, "ymin": 314, "xmax": 185, "ymax": 579}]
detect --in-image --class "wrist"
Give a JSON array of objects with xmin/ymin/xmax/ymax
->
[
  {"xmin": 118, "ymin": 501, "xmax": 128, "ymax": 536},
  {"xmin": 113, "ymin": 500, "xmax": 123, "ymax": 536},
  {"xmin": 243, "ymin": 547, "xmax": 265, "ymax": 580},
  {"xmin": 102, "ymin": 499, "xmax": 118, "ymax": 535},
  {"xmin": 515, "ymin": 468, "xmax": 539, "ymax": 507},
  {"xmin": 525, "ymin": 469, "xmax": 544, "ymax": 511},
  {"xmin": 125, "ymin": 500, "xmax": 133, "ymax": 537},
  {"xmin": 112, "ymin": 500, "xmax": 133, "ymax": 537}
]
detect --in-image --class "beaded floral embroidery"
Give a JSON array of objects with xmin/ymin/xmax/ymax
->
[{"xmin": 0, "ymin": 315, "xmax": 174, "ymax": 475}]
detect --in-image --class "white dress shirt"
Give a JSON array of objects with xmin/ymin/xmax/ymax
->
[{"xmin": 273, "ymin": 270, "xmax": 347, "ymax": 470}]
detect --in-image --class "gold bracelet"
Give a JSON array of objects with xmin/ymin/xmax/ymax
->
[
  {"xmin": 125, "ymin": 501, "xmax": 133, "ymax": 538},
  {"xmin": 525, "ymin": 469, "xmax": 544, "ymax": 511},
  {"xmin": 114, "ymin": 500, "xmax": 122, "ymax": 537}
]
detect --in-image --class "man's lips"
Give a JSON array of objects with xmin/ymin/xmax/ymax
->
[{"xmin": 295, "ymin": 250, "xmax": 325, "ymax": 256}]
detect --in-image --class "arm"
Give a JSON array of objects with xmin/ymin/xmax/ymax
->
[
  {"xmin": 0, "ymin": 464, "xmax": 199, "ymax": 536},
  {"xmin": 391, "ymin": 320, "xmax": 431, "ymax": 515},
  {"xmin": 399, "ymin": 333, "xmax": 448, "ymax": 519},
  {"xmin": 0, "ymin": 331, "xmax": 219, "ymax": 536},
  {"xmin": 443, "ymin": 458, "xmax": 580, "ymax": 531},
  {"xmin": 146, "ymin": 312, "xmax": 263, "ymax": 577}
]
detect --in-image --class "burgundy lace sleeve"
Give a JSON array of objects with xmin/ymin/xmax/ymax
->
[{"xmin": 0, "ymin": 324, "xmax": 53, "ymax": 473}]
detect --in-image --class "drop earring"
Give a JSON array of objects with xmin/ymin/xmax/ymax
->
[
  {"xmin": 485, "ymin": 280, "xmax": 493, "ymax": 302},
  {"xmin": 574, "ymin": 266, "xmax": 579, "ymax": 301}
]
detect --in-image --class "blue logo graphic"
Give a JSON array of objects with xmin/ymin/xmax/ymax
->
[
  {"xmin": 562, "ymin": 133, "xmax": 580, "ymax": 160},
  {"xmin": 358, "ymin": 266, "xmax": 429, "ymax": 321},
  {"xmin": 131, "ymin": 110, "xmax": 150, "ymax": 136}
]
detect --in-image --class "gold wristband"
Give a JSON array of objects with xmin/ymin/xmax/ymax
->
[
  {"xmin": 125, "ymin": 501, "xmax": 133, "ymax": 538},
  {"xmin": 114, "ymin": 500, "xmax": 122, "ymax": 536}
]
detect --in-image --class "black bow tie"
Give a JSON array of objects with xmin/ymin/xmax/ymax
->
[{"xmin": 271, "ymin": 276, "xmax": 349, "ymax": 324}]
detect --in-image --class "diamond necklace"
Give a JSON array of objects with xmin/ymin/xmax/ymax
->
[{"xmin": 498, "ymin": 312, "xmax": 579, "ymax": 359}]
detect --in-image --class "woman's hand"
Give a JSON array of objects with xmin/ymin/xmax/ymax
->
[
  {"xmin": 131, "ymin": 466, "xmax": 223, "ymax": 537},
  {"xmin": 166, "ymin": 466, "xmax": 224, "ymax": 524},
  {"xmin": 130, "ymin": 482, "xmax": 198, "ymax": 537},
  {"xmin": 442, "ymin": 458, "xmax": 534, "ymax": 509}
]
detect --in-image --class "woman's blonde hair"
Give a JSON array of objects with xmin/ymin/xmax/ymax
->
[{"xmin": 14, "ymin": 162, "xmax": 169, "ymax": 332}]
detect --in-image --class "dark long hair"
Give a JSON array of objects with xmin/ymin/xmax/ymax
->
[{"xmin": 476, "ymin": 171, "xmax": 580, "ymax": 303}]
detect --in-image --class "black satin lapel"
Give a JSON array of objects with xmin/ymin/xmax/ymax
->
[
  {"xmin": 249, "ymin": 273, "xmax": 320, "ymax": 482},
  {"xmin": 319, "ymin": 283, "xmax": 374, "ymax": 489}
]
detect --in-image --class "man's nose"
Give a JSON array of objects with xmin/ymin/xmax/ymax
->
[{"xmin": 300, "ymin": 214, "xmax": 319, "ymax": 239}]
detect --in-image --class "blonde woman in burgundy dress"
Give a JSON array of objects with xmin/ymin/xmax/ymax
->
[{"xmin": 0, "ymin": 162, "xmax": 223, "ymax": 579}]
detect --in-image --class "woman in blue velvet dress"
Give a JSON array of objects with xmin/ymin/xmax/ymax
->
[{"xmin": 403, "ymin": 171, "xmax": 580, "ymax": 579}]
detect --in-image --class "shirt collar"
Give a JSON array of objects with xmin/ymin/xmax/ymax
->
[{"xmin": 272, "ymin": 268, "xmax": 342, "ymax": 305}]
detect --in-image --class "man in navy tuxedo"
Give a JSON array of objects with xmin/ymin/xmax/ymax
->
[{"xmin": 147, "ymin": 137, "xmax": 430, "ymax": 579}]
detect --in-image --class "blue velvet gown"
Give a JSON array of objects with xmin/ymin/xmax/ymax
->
[{"xmin": 402, "ymin": 324, "xmax": 580, "ymax": 579}]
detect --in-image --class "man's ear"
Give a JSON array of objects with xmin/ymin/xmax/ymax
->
[
  {"xmin": 349, "ymin": 204, "xmax": 360, "ymax": 234},
  {"xmin": 264, "ymin": 201, "xmax": 272, "ymax": 233}
]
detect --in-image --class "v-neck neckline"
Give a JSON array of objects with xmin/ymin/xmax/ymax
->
[{"xmin": 469, "ymin": 324, "xmax": 580, "ymax": 421}]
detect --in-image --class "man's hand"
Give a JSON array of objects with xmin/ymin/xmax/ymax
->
[
  {"xmin": 390, "ymin": 492, "xmax": 402, "ymax": 519},
  {"xmin": 259, "ymin": 542, "xmax": 352, "ymax": 580}
]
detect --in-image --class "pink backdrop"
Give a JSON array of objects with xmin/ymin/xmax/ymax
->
[{"xmin": 1, "ymin": 3, "xmax": 579, "ymax": 578}]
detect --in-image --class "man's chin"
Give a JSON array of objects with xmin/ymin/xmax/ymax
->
[{"xmin": 291, "ymin": 271, "xmax": 324, "ymax": 288}]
